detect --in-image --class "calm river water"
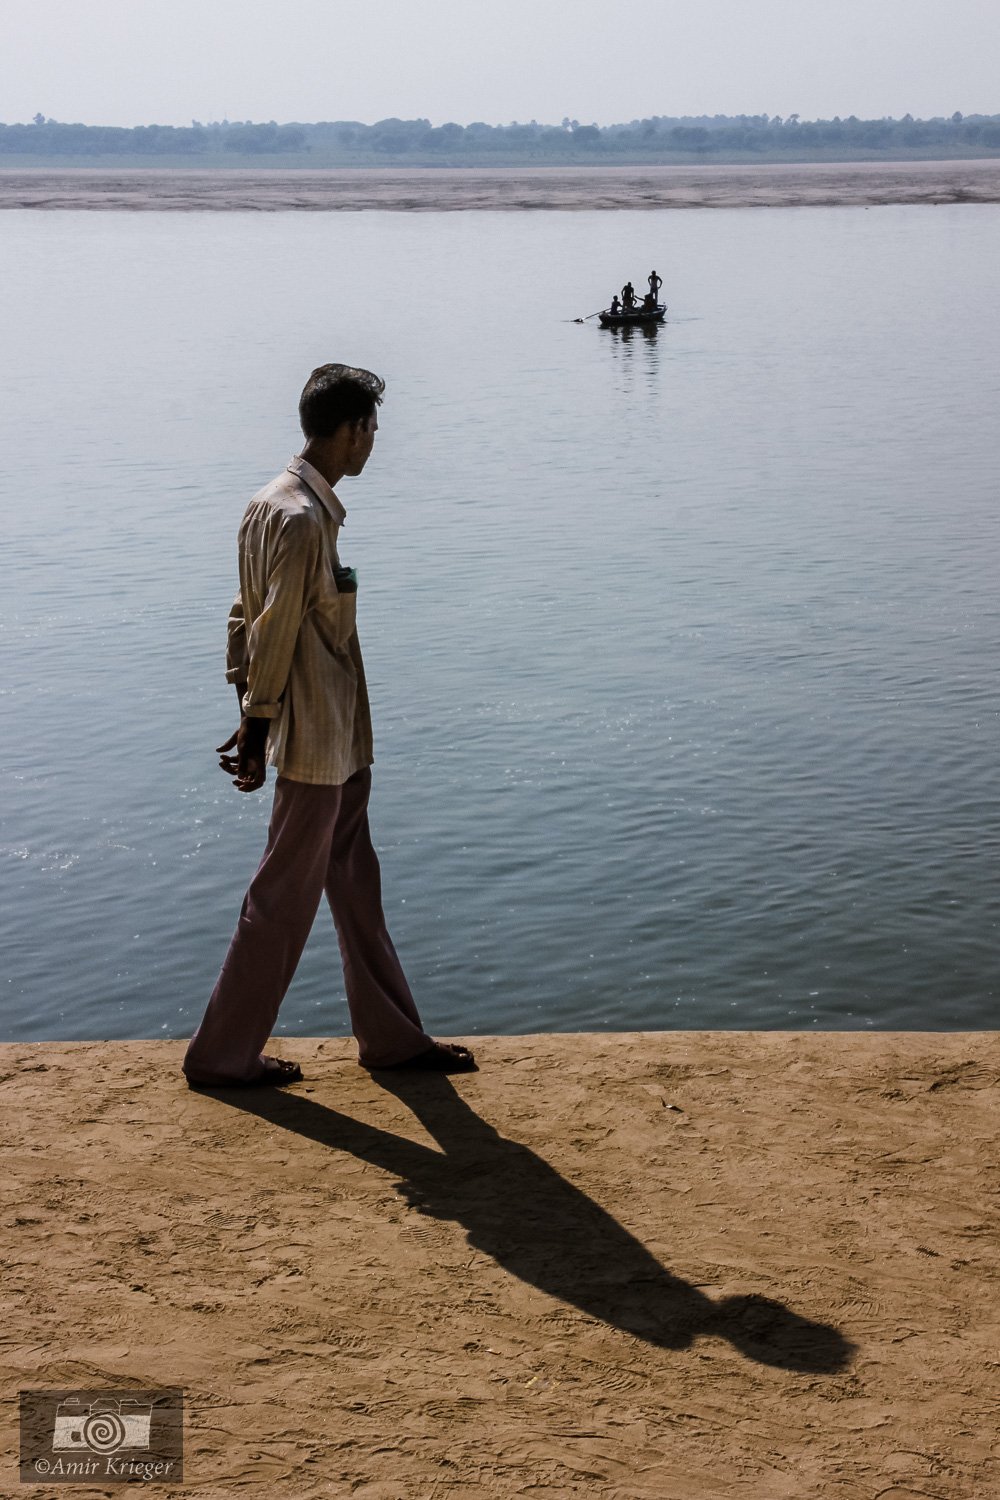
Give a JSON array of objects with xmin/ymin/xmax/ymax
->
[{"xmin": 2, "ymin": 204, "xmax": 998, "ymax": 1041}]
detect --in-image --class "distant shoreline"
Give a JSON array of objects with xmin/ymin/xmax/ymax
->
[{"xmin": 3, "ymin": 159, "xmax": 1000, "ymax": 211}]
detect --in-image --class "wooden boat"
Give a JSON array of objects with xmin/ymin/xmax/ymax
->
[{"xmin": 599, "ymin": 303, "xmax": 667, "ymax": 328}]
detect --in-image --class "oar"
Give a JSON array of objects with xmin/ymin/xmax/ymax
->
[{"xmin": 573, "ymin": 308, "xmax": 606, "ymax": 323}]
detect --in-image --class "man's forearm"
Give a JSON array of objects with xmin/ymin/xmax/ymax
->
[{"xmin": 234, "ymin": 682, "xmax": 269, "ymax": 744}]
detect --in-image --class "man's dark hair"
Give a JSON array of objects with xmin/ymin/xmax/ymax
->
[{"xmin": 298, "ymin": 363, "xmax": 385, "ymax": 439}]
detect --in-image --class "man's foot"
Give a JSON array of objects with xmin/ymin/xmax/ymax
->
[
  {"xmin": 186, "ymin": 1055, "xmax": 303, "ymax": 1089},
  {"xmin": 365, "ymin": 1041, "xmax": 478, "ymax": 1074}
]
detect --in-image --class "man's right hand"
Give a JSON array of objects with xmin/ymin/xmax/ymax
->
[{"xmin": 217, "ymin": 717, "xmax": 269, "ymax": 793}]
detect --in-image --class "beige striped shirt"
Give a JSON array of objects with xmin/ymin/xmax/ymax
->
[{"xmin": 225, "ymin": 456, "xmax": 374, "ymax": 785}]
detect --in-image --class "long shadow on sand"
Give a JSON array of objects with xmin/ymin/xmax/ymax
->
[{"xmin": 210, "ymin": 1071, "xmax": 854, "ymax": 1373}]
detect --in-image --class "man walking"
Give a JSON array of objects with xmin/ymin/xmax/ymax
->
[{"xmin": 183, "ymin": 363, "xmax": 476, "ymax": 1087}]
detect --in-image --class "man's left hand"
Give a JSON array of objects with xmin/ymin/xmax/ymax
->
[{"xmin": 217, "ymin": 717, "xmax": 268, "ymax": 792}]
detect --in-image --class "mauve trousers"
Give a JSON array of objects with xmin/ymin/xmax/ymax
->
[{"xmin": 182, "ymin": 766, "xmax": 431, "ymax": 1083}]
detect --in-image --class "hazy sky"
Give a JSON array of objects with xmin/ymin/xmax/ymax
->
[{"xmin": 3, "ymin": 0, "xmax": 997, "ymax": 127}]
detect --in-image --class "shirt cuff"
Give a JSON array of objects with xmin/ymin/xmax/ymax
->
[
  {"xmin": 241, "ymin": 695, "xmax": 282, "ymax": 720},
  {"xmin": 225, "ymin": 666, "xmax": 247, "ymax": 685}
]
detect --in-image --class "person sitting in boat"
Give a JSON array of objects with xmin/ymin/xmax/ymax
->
[
  {"xmin": 642, "ymin": 291, "xmax": 656, "ymax": 310},
  {"xmin": 610, "ymin": 294, "xmax": 621, "ymax": 316},
  {"xmin": 648, "ymin": 269, "xmax": 663, "ymax": 304},
  {"xmin": 621, "ymin": 281, "xmax": 637, "ymax": 310}
]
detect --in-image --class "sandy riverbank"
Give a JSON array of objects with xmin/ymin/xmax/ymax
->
[
  {"xmin": 2, "ymin": 1031, "xmax": 997, "ymax": 1498},
  {"xmin": 2, "ymin": 160, "xmax": 1000, "ymax": 211}
]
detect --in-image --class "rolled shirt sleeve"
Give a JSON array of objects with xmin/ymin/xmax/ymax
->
[
  {"xmin": 225, "ymin": 592, "xmax": 249, "ymax": 685},
  {"xmin": 241, "ymin": 513, "xmax": 319, "ymax": 720}
]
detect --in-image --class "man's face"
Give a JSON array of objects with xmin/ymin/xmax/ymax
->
[{"xmin": 346, "ymin": 411, "xmax": 378, "ymax": 475}]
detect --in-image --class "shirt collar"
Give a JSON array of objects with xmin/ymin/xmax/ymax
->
[{"xmin": 287, "ymin": 455, "xmax": 347, "ymax": 526}]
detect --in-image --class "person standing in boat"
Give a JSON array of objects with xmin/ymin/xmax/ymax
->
[
  {"xmin": 621, "ymin": 281, "xmax": 637, "ymax": 310},
  {"xmin": 647, "ymin": 269, "xmax": 663, "ymax": 305}
]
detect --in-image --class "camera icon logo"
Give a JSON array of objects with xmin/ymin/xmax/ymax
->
[{"xmin": 52, "ymin": 1397, "xmax": 153, "ymax": 1454}]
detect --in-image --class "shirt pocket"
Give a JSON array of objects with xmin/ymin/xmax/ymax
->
[{"xmin": 314, "ymin": 578, "xmax": 357, "ymax": 650}]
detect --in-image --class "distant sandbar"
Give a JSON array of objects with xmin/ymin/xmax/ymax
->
[{"xmin": 2, "ymin": 159, "xmax": 1000, "ymax": 211}]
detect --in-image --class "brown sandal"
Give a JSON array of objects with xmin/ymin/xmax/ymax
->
[
  {"xmin": 367, "ymin": 1042, "xmax": 478, "ymax": 1074},
  {"xmin": 186, "ymin": 1055, "xmax": 303, "ymax": 1089}
]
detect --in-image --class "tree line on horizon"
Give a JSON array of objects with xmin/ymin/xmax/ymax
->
[{"xmin": 4, "ymin": 111, "xmax": 1000, "ymax": 161}]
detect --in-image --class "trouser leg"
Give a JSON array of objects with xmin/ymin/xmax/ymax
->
[
  {"xmin": 323, "ymin": 766, "xmax": 431, "ymax": 1067},
  {"xmin": 183, "ymin": 776, "xmax": 341, "ymax": 1084}
]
